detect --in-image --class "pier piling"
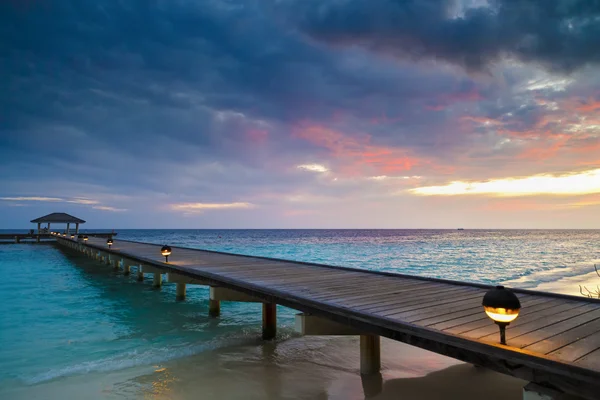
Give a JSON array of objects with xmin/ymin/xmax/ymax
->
[
  {"xmin": 360, "ymin": 335, "xmax": 381, "ymax": 375},
  {"xmin": 262, "ymin": 303, "xmax": 277, "ymax": 340},
  {"xmin": 209, "ymin": 298, "xmax": 220, "ymax": 317},
  {"xmin": 153, "ymin": 272, "xmax": 162, "ymax": 288},
  {"xmin": 176, "ymin": 283, "xmax": 186, "ymax": 301}
]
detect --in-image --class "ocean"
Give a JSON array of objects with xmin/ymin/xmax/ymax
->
[{"xmin": 1, "ymin": 229, "xmax": 599, "ymax": 399}]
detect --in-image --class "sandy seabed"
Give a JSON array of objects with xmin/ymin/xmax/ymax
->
[
  {"xmin": 9, "ymin": 273, "xmax": 600, "ymax": 400},
  {"xmin": 8, "ymin": 336, "xmax": 526, "ymax": 400}
]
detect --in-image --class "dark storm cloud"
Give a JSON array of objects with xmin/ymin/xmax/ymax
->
[
  {"xmin": 0, "ymin": 0, "xmax": 486, "ymax": 185},
  {"xmin": 287, "ymin": 0, "xmax": 600, "ymax": 73}
]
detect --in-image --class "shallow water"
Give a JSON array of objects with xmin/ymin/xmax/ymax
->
[{"xmin": 1, "ymin": 229, "xmax": 599, "ymax": 399}]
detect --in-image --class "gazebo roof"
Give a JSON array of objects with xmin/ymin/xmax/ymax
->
[{"xmin": 31, "ymin": 213, "xmax": 86, "ymax": 224}]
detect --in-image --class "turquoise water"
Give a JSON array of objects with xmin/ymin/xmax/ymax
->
[{"xmin": 1, "ymin": 229, "xmax": 599, "ymax": 397}]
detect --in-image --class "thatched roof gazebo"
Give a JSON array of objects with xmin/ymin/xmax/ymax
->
[{"xmin": 31, "ymin": 213, "xmax": 86, "ymax": 234}]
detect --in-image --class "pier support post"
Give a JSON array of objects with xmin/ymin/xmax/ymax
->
[
  {"xmin": 360, "ymin": 335, "xmax": 381, "ymax": 375},
  {"xmin": 153, "ymin": 272, "xmax": 162, "ymax": 288},
  {"xmin": 15, "ymin": 236, "xmax": 20, "ymax": 243},
  {"xmin": 176, "ymin": 283, "xmax": 186, "ymax": 301},
  {"xmin": 123, "ymin": 265, "xmax": 131, "ymax": 276},
  {"xmin": 137, "ymin": 267, "xmax": 144, "ymax": 282},
  {"xmin": 262, "ymin": 303, "xmax": 277, "ymax": 340},
  {"xmin": 209, "ymin": 299, "xmax": 220, "ymax": 317}
]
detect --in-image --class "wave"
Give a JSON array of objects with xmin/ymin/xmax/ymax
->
[{"xmin": 23, "ymin": 327, "xmax": 296, "ymax": 385}]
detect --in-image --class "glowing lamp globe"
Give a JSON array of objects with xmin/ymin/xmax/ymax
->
[
  {"xmin": 83, "ymin": 236, "xmax": 89, "ymax": 242},
  {"xmin": 482, "ymin": 286, "xmax": 521, "ymax": 345},
  {"xmin": 70, "ymin": 234, "xmax": 75, "ymax": 239},
  {"xmin": 161, "ymin": 245, "xmax": 172, "ymax": 262},
  {"xmin": 107, "ymin": 238, "xmax": 113, "ymax": 249}
]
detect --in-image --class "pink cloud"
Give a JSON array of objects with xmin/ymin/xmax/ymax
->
[
  {"xmin": 293, "ymin": 123, "xmax": 420, "ymax": 175},
  {"xmin": 246, "ymin": 129, "xmax": 268, "ymax": 144}
]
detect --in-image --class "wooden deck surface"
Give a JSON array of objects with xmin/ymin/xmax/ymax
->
[
  {"xmin": 0, "ymin": 232, "xmax": 115, "ymax": 241},
  {"xmin": 64, "ymin": 237, "xmax": 600, "ymax": 399}
]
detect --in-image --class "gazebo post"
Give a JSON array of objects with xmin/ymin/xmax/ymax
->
[
  {"xmin": 37, "ymin": 223, "xmax": 41, "ymax": 234},
  {"xmin": 47, "ymin": 223, "xmax": 50, "ymax": 231},
  {"xmin": 75, "ymin": 223, "xmax": 79, "ymax": 234},
  {"xmin": 66, "ymin": 223, "xmax": 70, "ymax": 234}
]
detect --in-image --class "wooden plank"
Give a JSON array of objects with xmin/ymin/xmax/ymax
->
[
  {"xmin": 575, "ymin": 347, "xmax": 600, "ymax": 371},
  {"xmin": 263, "ymin": 273, "xmax": 371, "ymax": 290},
  {"xmin": 478, "ymin": 303, "xmax": 599, "ymax": 342},
  {"xmin": 373, "ymin": 290, "xmax": 485, "ymax": 318},
  {"xmin": 302, "ymin": 275, "xmax": 422, "ymax": 293},
  {"xmin": 508, "ymin": 308, "xmax": 600, "ymax": 349},
  {"xmin": 312, "ymin": 281, "xmax": 450, "ymax": 309},
  {"xmin": 311, "ymin": 279, "xmax": 441, "ymax": 302},
  {"xmin": 283, "ymin": 279, "xmax": 423, "ymax": 300},
  {"xmin": 362, "ymin": 286, "xmax": 481, "ymax": 314},
  {"xmin": 456, "ymin": 300, "xmax": 584, "ymax": 338},
  {"xmin": 525, "ymin": 318, "xmax": 600, "ymax": 355},
  {"xmin": 354, "ymin": 284, "xmax": 478, "ymax": 313},
  {"xmin": 339, "ymin": 284, "xmax": 475, "ymax": 311},
  {"xmin": 550, "ymin": 331, "xmax": 600, "ymax": 362},
  {"xmin": 408, "ymin": 294, "xmax": 537, "ymax": 325},
  {"xmin": 229, "ymin": 270, "xmax": 362, "ymax": 285},
  {"xmin": 422, "ymin": 295, "xmax": 546, "ymax": 331}
]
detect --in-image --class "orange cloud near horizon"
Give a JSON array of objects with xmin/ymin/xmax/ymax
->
[{"xmin": 410, "ymin": 168, "xmax": 600, "ymax": 197}]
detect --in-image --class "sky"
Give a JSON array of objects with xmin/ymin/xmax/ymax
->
[{"xmin": 1, "ymin": 0, "xmax": 600, "ymax": 229}]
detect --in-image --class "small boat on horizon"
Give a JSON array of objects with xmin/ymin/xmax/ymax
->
[{"xmin": 457, "ymin": 228, "xmax": 465, "ymax": 230}]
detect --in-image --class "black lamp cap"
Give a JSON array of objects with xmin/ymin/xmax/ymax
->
[
  {"xmin": 482, "ymin": 285, "xmax": 521, "ymax": 309},
  {"xmin": 107, "ymin": 238, "xmax": 113, "ymax": 243},
  {"xmin": 161, "ymin": 245, "xmax": 172, "ymax": 252}
]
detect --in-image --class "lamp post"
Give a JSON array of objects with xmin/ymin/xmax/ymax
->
[
  {"xmin": 107, "ymin": 238, "xmax": 113, "ymax": 249},
  {"xmin": 161, "ymin": 245, "xmax": 172, "ymax": 262},
  {"xmin": 482, "ymin": 286, "xmax": 521, "ymax": 345}
]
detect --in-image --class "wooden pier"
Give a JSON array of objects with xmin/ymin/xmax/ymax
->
[
  {"xmin": 57, "ymin": 236, "xmax": 600, "ymax": 400},
  {"xmin": 0, "ymin": 232, "xmax": 115, "ymax": 243}
]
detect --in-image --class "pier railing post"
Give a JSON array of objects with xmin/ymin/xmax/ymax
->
[
  {"xmin": 360, "ymin": 335, "xmax": 381, "ymax": 375},
  {"xmin": 262, "ymin": 303, "xmax": 277, "ymax": 340}
]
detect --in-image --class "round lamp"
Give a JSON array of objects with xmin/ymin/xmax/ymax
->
[
  {"xmin": 482, "ymin": 285, "xmax": 521, "ymax": 345},
  {"xmin": 107, "ymin": 238, "xmax": 113, "ymax": 249},
  {"xmin": 70, "ymin": 234, "xmax": 75, "ymax": 239},
  {"xmin": 83, "ymin": 236, "xmax": 89, "ymax": 242},
  {"xmin": 161, "ymin": 245, "xmax": 172, "ymax": 262},
  {"xmin": 62, "ymin": 233, "xmax": 66, "ymax": 237}
]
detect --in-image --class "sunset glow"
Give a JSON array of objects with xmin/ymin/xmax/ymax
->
[{"xmin": 411, "ymin": 169, "xmax": 600, "ymax": 197}]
